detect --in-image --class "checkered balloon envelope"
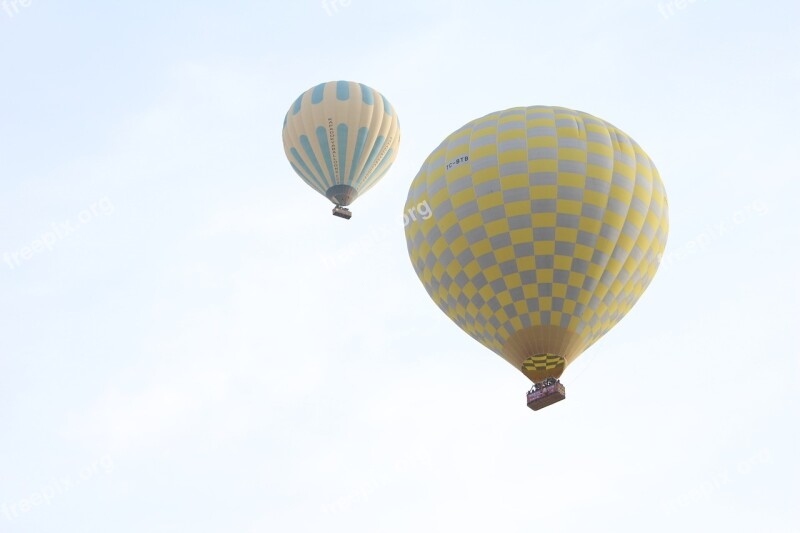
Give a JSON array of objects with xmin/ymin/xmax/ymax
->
[{"xmin": 404, "ymin": 106, "xmax": 669, "ymax": 385}]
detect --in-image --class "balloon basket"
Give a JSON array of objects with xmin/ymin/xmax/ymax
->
[
  {"xmin": 526, "ymin": 380, "xmax": 566, "ymax": 411},
  {"xmin": 332, "ymin": 206, "xmax": 352, "ymax": 219}
]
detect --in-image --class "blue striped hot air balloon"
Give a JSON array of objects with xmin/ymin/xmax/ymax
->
[{"xmin": 282, "ymin": 81, "xmax": 401, "ymax": 219}]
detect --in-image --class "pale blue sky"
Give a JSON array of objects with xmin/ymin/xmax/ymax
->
[{"xmin": 1, "ymin": 1, "xmax": 798, "ymax": 532}]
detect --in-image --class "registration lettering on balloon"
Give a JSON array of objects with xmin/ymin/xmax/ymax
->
[
  {"xmin": 446, "ymin": 155, "xmax": 469, "ymax": 171},
  {"xmin": 327, "ymin": 117, "xmax": 339, "ymax": 179},
  {"xmin": 362, "ymin": 135, "xmax": 394, "ymax": 185}
]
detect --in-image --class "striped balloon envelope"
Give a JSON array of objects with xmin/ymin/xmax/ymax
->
[
  {"xmin": 404, "ymin": 106, "xmax": 668, "ymax": 391},
  {"xmin": 282, "ymin": 81, "xmax": 400, "ymax": 218}
]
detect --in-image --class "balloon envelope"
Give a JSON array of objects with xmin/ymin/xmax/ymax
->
[
  {"xmin": 282, "ymin": 81, "xmax": 400, "ymax": 208},
  {"xmin": 404, "ymin": 106, "xmax": 668, "ymax": 382}
]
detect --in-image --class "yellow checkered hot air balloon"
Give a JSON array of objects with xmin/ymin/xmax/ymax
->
[
  {"xmin": 404, "ymin": 106, "xmax": 668, "ymax": 410},
  {"xmin": 282, "ymin": 81, "xmax": 400, "ymax": 219}
]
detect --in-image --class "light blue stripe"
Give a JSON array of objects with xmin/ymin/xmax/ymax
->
[
  {"xmin": 355, "ymin": 135, "xmax": 386, "ymax": 188},
  {"xmin": 300, "ymin": 135, "xmax": 330, "ymax": 188},
  {"xmin": 359, "ymin": 84, "xmax": 374, "ymax": 104},
  {"xmin": 311, "ymin": 83, "xmax": 326, "ymax": 104},
  {"xmin": 381, "ymin": 94, "xmax": 392, "ymax": 116},
  {"xmin": 316, "ymin": 126, "xmax": 336, "ymax": 186},
  {"xmin": 282, "ymin": 113, "xmax": 288, "ymax": 129},
  {"xmin": 347, "ymin": 127, "xmax": 369, "ymax": 185},
  {"xmin": 337, "ymin": 124, "xmax": 348, "ymax": 183},
  {"xmin": 336, "ymin": 81, "xmax": 350, "ymax": 101},
  {"xmin": 361, "ymin": 165, "xmax": 390, "ymax": 193},
  {"xmin": 290, "ymin": 147, "xmax": 326, "ymax": 191},
  {"xmin": 290, "ymin": 162, "xmax": 323, "ymax": 194},
  {"xmin": 292, "ymin": 95, "xmax": 303, "ymax": 115},
  {"xmin": 360, "ymin": 147, "xmax": 393, "ymax": 191}
]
